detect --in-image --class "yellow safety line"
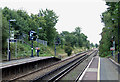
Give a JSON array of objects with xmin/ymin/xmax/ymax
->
[{"xmin": 97, "ymin": 57, "xmax": 100, "ymax": 82}]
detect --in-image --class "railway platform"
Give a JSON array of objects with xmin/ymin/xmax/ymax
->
[
  {"xmin": 78, "ymin": 55, "xmax": 120, "ymax": 82},
  {"xmin": 1, "ymin": 56, "xmax": 60, "ymax": 80},
  {"xmin": 100, "ymin": 58, "xmax": 119, "ymax": 81},
  {"xmin": 1, "ymin": 56, "xmax": 56, "ymax": 69}
]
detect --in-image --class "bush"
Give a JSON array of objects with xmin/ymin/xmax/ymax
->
[{"xmin": 64, "ymin": 46, "xmax": 72, "ymax": 56}]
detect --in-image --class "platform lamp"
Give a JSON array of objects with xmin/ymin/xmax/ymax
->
[
  {"xmin": 8, "ymin": 19, "xmax": 16, "ymax": 61},
  {"xmin": 37, "ymin": 27, "xmax": 42, "ymax": 47},
  {"xmin": 37, "ymin": 27, "xmax": 42, "ymax": 56}
]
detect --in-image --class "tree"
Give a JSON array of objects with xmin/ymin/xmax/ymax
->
[
  {"xmin": 61, "ymin": 28, "xmax": 90, "ymax": 49},
  {"xmin": 1, "ymin": 7, "xmax": 92, "ymax": 58},
  {"xmin": 2, "ymin": 7, "xmax": 59, "ymax": 45},
  {"xmin": 64, "ymin": 43, "xmax": 72, "ymax": 56},
  {"xmin": 74, "ymin": 27, "xmax": 82, "ymax": 47},
  {"xmin": 90, "ymin": 43, "xmax": 94, "ymax": 48},
  {"xmin": 2, "ymin": 16, "xmax": 9, "ymax": 54},
  {"xmin": 39, "ymin": 9, "xmax": 59, "ymax": 45},
  {"xmin": 99, "ymin": 2, "xmax": 119, "ymax": 57},
  {"xmin": 95, "ymin": 43, "xmax": 98, "ymax": 48},
  {"xmin": 74, "ymin": 27, "xmax": 81, "ymax": 36},
  {"xmin": 65, "ymin": 34, "xmax": 77, "ymax": 48}
]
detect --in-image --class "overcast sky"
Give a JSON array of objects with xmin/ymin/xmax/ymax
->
[{"xmin": 0, "ymin": 0, "xmax": 108, "ymax": 44}]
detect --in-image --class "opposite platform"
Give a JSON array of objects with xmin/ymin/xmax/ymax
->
[
  {"xmin": 78, "ymin": 55, "xmax": 120, "ymax": 82},
  {"xmin": 0, "ymin": 56, "xmax": 56, "ymax": 69}
]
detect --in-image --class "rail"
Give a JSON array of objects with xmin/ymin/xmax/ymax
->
[
  {"xmin": 10, "ymin": 49, "xmax": 95, "ymax": 81},
  {"xmin": 32, "ymin": 50, "xmax": 97, "ymax": 81}
]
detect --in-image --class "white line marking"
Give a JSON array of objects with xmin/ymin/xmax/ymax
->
[
  {"xmin": 97, "ymin": 57, "xmax": 100, "ymax": 82},
  {"xmin": 79, "ymin": 57, "xmax": 94, "ymax": 81},
  {"xmin": 109, "ymin": 58, "xmax": 120, "ymax": 66}
]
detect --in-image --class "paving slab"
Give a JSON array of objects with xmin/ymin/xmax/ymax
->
[
  {"xmin": 82, "ymin": 72, "xmax": 97, "ymax": 80},
  {"xmin": 79, "ymin": 56, "xmax": 100, "ymax": 81},
  {"xmin": 100, "ymin": 58, "xmax": 119, "ymax": 81}
]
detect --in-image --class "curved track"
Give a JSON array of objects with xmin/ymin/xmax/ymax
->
[
  {"xmin": 10, "ymin": 50, "xmax": 95, "ymax": 81},
  {"xmin": 33, "ymin": 50, "xmax": 97, "ymax": 82}
]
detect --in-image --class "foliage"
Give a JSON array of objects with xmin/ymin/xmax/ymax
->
[
  {"xmin": 99, "ymin": 2, "xmax": 120, "ymax": 57},
  {"xmin": 39, "ymin": 9, "xmax": 59, "ymax": 45},
  {"xmin": 95, "ymin": 43, "xmax": 98, "ymax": 48},
  {"xmin": 2, "ymin": 7, "xmax": 92, "ymax": 59},
  {"xmin": 2, "ymin": 7, "xmax": 58, "ymax": 45},
  {"xmin": 64, "ymin": 43, "xmax": 73, "ymax": 56},
  {"xmin": 2, "ymin": 7, "xmax": 59, "ymax": 56},
  {"xmin": 90, "ymin": 43, "xmax": 94, "ymax": 47},
  {"xmin": 2, "ymin": 16, "xmax": 9, "ymax": 54},
  {"xmin": 60, "ymin": 27, "xmax": 91, "ymax": 49}
]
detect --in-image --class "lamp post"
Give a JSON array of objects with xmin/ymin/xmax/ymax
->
[
  {"xmin": 54, "ymin": 37, "xmax": 60, "ymax": 57},
  {"xmin": 37, "ymin": 27, "xmax": 42, "ymax": 57},
  {"xmin": 8, "ymin": 19, "xmax": 16, "ymax": 61},
  {"xmin": 37, "ymin": 27, "xmax": 42, "ymax": 47}
]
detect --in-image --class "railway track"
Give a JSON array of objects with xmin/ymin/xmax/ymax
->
[
  {"xmin": 10, "ymin": 49, "xmax": 95, "ymax": 81},
  {"xmin": 32, "ymin": 50, "xmax": 97, "ymax": 82}
]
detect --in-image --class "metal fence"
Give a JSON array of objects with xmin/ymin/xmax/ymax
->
[
  {"xmin": 7, "ymin": 38, "xmax": 47, "ymax": 60},
  {"xmin": 36, "ymin": 39, "xmax": 47, "ymax": 46},
  {"xmin": 18, "ymin": 39, "xmax": 47, "ymax": 47}
]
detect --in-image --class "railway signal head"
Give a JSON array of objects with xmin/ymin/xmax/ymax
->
[
  {"xmin": 28, "ymin": 31, "xmax": 37, "ymax": 41},
  {"xmin": 55, "ymin": 37, "xmax": 61, "ymax": 45},
  {"xmin": 57, "ymin": 37, "xmax": 61, "ymax": 44}
]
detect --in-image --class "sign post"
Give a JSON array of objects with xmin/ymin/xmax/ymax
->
[
  {"xmin": 7, "ymin": 39, "xmax": 17, "ymax": 60},
  {"xmin": 31, "ymin": 40, "xmax": 34, "ymax": 57},
  {"xmin": 110, "ymin": 47, "xmax": 115, "ymax": 56},
  {"xmin": 54, "ymin": 37, "xmax": 61, "ymax": 57},
  {"xmin": 113, "ymin": 41, "xmax": 115, "ymax": 60},
  {"xmin": 110, "ymin": 41, "xmax": 115, "ymax": 60},
  {"xmin": 36, "ymin": 47, "xmax": 40, "ymax": 57}
]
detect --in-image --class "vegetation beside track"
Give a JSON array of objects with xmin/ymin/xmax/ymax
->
[
  {"xmin": 99, "ymin": 2, "xmax": 120, "ymax": 57},
  {"xmin": 99, "ymin": 2, "xmax": 120, "ymax": 63},
  {"xmin": 1, "ymin": 7, "xmax": 96, "ymax": 60},
  {"xmin": 2, "ymin": 40, "xmax": 89, "ymax": 60}
]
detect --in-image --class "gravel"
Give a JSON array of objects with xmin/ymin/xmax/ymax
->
[
  {"xmin": 60, "ymin": 50, "xmax": 97, "ymax": 80},
  {"xmin": 12, "ymin": 51, "xmax": 93, "ymax": 81}
]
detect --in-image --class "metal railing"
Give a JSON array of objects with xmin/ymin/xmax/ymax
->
[{"xmin": 36, "ymin": 39, "xmax": 47, "ymax": 46}]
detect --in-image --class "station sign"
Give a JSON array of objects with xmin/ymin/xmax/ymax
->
[
  {"xmin": 36, "ymin": 47, "xmax": 40, "ymax": 50},
  {"xmin": 9, "ymin": 39, "xmax": 17, "ymax": 42},
  {"xmin": 110, "ymin": 47, "xmax": 115, "ymax": 51}
]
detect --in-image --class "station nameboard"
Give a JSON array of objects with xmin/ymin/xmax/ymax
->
[{"xmin": 9, "ymin": 39, "xmax": 17, "ymax": 42}]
